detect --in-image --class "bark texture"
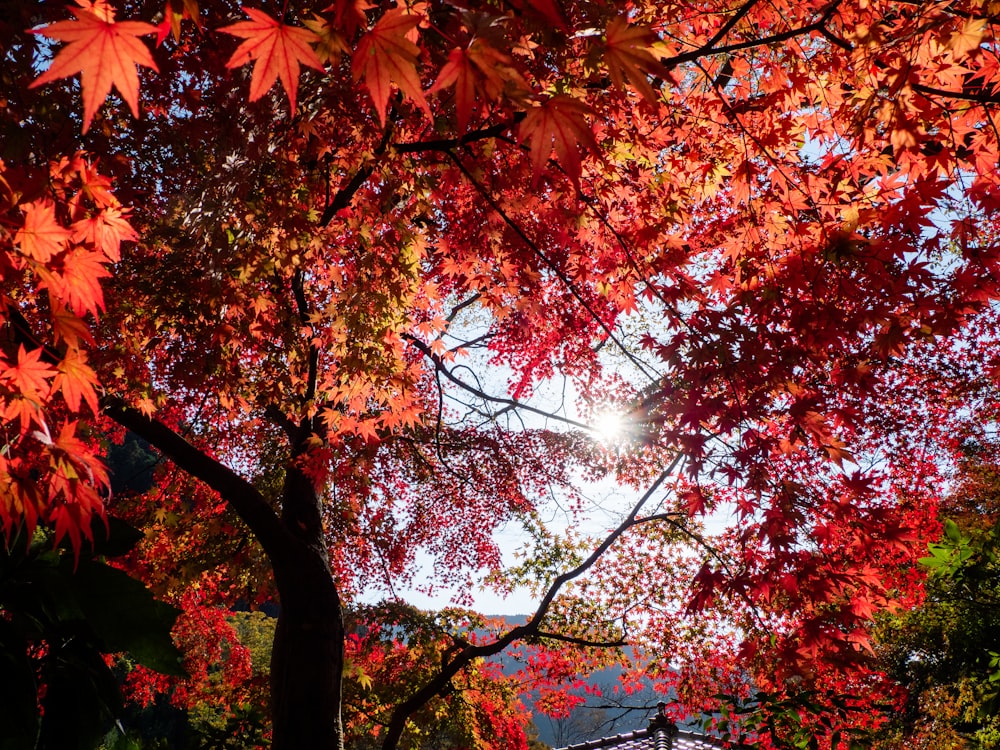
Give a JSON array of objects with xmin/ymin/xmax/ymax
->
[{"xmin": 270, "ymin": 460, "xmax": 346, "ymax": 750}]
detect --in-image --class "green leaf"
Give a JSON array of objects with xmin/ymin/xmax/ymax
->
[
  {"xmin": 39, "ymin": 641, "xmax": 121, "ymax": 750},
  {"xmin": 944, "ymin": 518, "xmax": 962, "ymax": 543},
  {"xmin": 86, "ymin": 515, "xmax": 145, "ymax": 558},
  {"xmin": 63, "ymin": 558, "xmax": 186, "ymax": 676},
  {"xmin": 102, "ymin": 725, "xmax": 142, "ymax": 750}
]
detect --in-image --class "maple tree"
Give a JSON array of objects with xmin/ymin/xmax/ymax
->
[
  {"xmin": 870, "ymin": 432, "xmax": 1000, "ymax": 748},
  {"xmin": 7, "ymin": 0, "xmax": 1000, "ymax": 747}
]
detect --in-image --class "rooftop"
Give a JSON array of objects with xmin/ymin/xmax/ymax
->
[
  {"xmin": 556, "ymin": 727, "xmax": 726, "ymax": 750},
  {"xmin": 555, "ymin": 705, "xmax": 733, "ymax": 750}
]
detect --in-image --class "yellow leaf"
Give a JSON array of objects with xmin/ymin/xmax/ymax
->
[{"xmin": 950, "ymin": 18, "xmax": 986, "ymax": 59}]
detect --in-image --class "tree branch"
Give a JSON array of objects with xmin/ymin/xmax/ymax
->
[
  {"xmin": 264, "ymin": 405, "xmax": 299, "ymax": 442},
  {"xmin": 403, "ymin": 333, "xmax": 595, "ymax": 433},
  {"xmin": 703, "ymin": 0, "xmax": 762, "ymax": 51},
  {"xmin": 290, "ymin": 270, "xmax": 320, "ymax": 421},
  {"xmin": 379, "ymin": 461, "xmax": 680, "ymax": 750},
  {"xmin": 392, "ymin": 114, "xmax": 527, "ymax": 154},
  {"xmin": 445, "ymin": 293, "xmax": 482, "ymax": 323},
  {"xmin": 912, "ymin": 82, "xmax": 1000, "ymax": 105},
  {"xmin": 318, "ymin": 107, "xmax": 397, "ymax": 227},
  {"xmin": 319, "ymin": 164, "xmax": 373, "ymax": 227},
  {"xmin": 3, "ymin": 303, "xmax": 62, "ymax": 365},
  {"xmin": 444, "ymin": 150, "xmax": 661, "ymax": 382},
  {"xmin": 532, "ymin": 630, "xmax": 628, "ymax": 648},
  {"xmin": 662, "ymin": 0, "xmax": 846, "ymax": 70},
  {"xmin": 101, "ymin": 397, "xmax": 291, "ymax": 559}
]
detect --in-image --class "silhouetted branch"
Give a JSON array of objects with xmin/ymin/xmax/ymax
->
[
  {"xmin": 380, "ymin": 461, "xmax": 680, "ymax": 750},
  {"xmin": 403, "ymin": 333, "xmax": 596, "ymax": 432},
  {"xmin": 101, "ymin": 396, "xmax": 291, "ymax": 559},
  {"xmin": 533, "ymin": 631, "xmax": 629, "ymax": 648},
  {"xmin": 392, "ymin": 114, "xmax": 527, "ymax": 154},
  {"xmin": 913, "ymin": 82, "xmax": 1000, "ymax": 105}
]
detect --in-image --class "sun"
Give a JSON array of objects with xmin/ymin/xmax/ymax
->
[{"xmin": 592, "ymin": 411, "xmax": 627, "ymax": 442}]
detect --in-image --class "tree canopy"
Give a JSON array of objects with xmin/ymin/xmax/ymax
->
[
  {"xmin": 5, "ymin": 0, "xmax": 1000, "ymax": 747},
  {"xmin": 871, "ymin": 435, "xmax": 1000, "ymax": 748}
]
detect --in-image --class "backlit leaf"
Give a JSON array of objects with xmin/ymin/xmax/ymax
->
[
  {"xmin": 15, "ymin": 199, "xmax": 72, "ymax": 263},
  {"xmin": 220, "ymin": 7, "xmax": 324, "ymax": 113},
  {"xmin": 54, "ymin": 348, "xmax": 100, "ymax": 414},
  {"xmin": 30, "ymin": 3, "xmax": 158, "ymax": 133},
  {"xmin": 518, "ymin": 94, "xmax": 601, "ymax": 187},
  {"xmin": 352, "ymin": 7, "xmax": 430, "ymax": 126},
  {"xmin": 950, "ymin": 18, "xmax": 986, "ymax": 59},
  {"xmin": 603, "ymin": 17, "xmax": 664, "ymax": 104},
  {"xmin": 1, "ymin": 346, "xmax": 55, "ymax": 401}
]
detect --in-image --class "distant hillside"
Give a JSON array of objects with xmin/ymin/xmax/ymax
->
[{"xmin": 484, "ymin": 615, "xmax": 665, "ymax": 748}]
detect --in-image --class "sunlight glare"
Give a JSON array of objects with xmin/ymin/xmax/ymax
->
[{"xmin": 592, "ymin": 411, "xmax": 626, "ymax": 443}]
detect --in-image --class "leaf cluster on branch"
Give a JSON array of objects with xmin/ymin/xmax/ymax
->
[{"xmin": 5, "ymin": 0, "xmax": 1000, "ymax": 748}]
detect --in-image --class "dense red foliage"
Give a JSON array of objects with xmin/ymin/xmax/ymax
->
[{"xmin": 5, "ymin": 0, "xmax": 1000, "ymax": 747}]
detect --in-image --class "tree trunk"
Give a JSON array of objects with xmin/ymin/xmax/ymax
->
[
  {"xmin": 102, "ymin": 403, "xmax": 349, "ymax": 749},
  {"xmin": 269, "ymin": 542, "xmax": 345, "ymax": 750},
  {"xmin": 269, "ymin": 459, "xmax": 346, "ymax": 750}
]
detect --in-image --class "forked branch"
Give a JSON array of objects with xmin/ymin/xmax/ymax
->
[
  {"xmin": 101, "ymin": 397, "xmax": 291, "ymax": 559},
  {"xmin": 379, "ymin": 459, "xmax": 680, "ymax": 750}
]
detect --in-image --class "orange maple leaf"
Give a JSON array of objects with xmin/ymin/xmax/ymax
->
[
  {"xmin": 51, "ymin": 420, "xmax": 108, "ymax": 482},
  {"xmin": 518, "ymin": 94, "xmax": 601, "ymax": 187},
  {"xmin": 75, "ymin": 159, "xmax": 118, "ymax": 209},
  {"xmin": 156, "ymin": 0, "xmax": 201, "ymax": 46},
  {"xmin": 430, "ymin": 40, "xmax": 526, "ymax": 131},
  {"xmin": 220, "ymin": 7, "xmax": 324, "ymax": 113},
  {"xmin": 15, "ymin": 199, "xmax": 72, "ymax": 263},
  {"xmin": 355, "ymin": 417, "xmax": 381, "ymax": 444},
  {"xmin": 950, "ymin": 18, "xmax": 986, "ymax": 59},
  {"xmin": 1, "ymin": 346, "xmax": 55, "ymax": 401},
  {"xmin": 71, "ymin": 206, "xmax": 138, "ymax": 263},
  {"xmin": 52, "ymin": 303, "xmax": 95, "ymax": 349},
  {"xmin": 51, "ymin": 247, "xmax": 112, "ymax": 316},
  {"xmin": 54, "ymin": 348, "xmax": 100, "ymax": 414},
  {"xmin": 352, "ymin": 7, "xmax": 431, "ymax": 126},
  {"xmin": 30, "ymin": 2, "xmax": 159, "ymax": 133},
  {"xmin": 604, "ymin": 17, "xmax": 665, "ymax": 104}
]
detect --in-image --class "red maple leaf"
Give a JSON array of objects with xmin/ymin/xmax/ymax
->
[
  {"xmin": 429, "ymin": 47, "xmax": 478, "ymax": 132},
  {"xmin": 352, "ymin": 7, "xmax": 431, "ymax": 126},
  {"xmin": 15, "ymin": 199, "xmax": 72, "ymax": 264},
  {"xmin": 30, "ymin": 2, "xmax": 158, "ymax": 133},
  {"xmin": 518, "ymin": 94, "xmax": 601, "ymax": 187},
  {"xmin": 220, "ymin": 7, "xmax": 324, "ymax": 113},
  {"xmin": 430, "ymin": 40, "xmax": 527, "ymax": 131},
  {"xmin": 508, "ymin": 0, "xmax": 568, "ymax": 31},
  {"xmin": 603, "ymin": 17, "xmax": 665, "ymax": 104},
  {"xmin": 155, "ymin": 0, "xmax": 201, "ymax": 46}
]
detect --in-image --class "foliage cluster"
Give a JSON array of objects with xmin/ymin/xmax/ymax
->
[
  {"xmin": 872, "ymin": 438, "xmax": 1000, "ymax": 749},
  {"xmin": 0, "ymin": 519, "xmax": 182, "ymax": 750},
  {"xmin": 7, "ymin": 0, "xmax": 1000, "ymax": 748}
]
